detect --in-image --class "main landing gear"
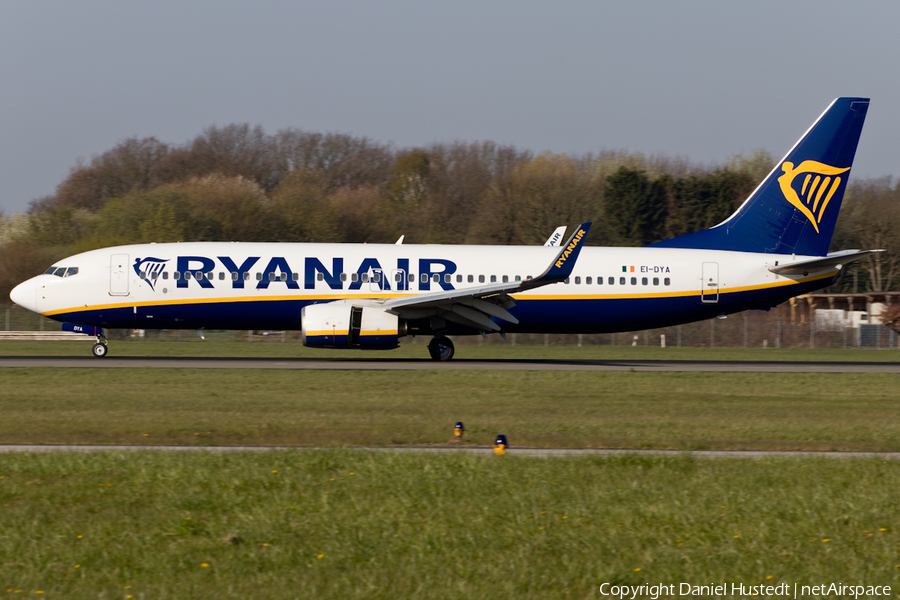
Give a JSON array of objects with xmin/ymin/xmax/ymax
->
[
  {"xmin": 428, "ymin": 336, "xmax": 455, "ymax": 361},
  {"xmin": 92, "ymin": 331, "xmax": 109, "ymax": 358}
]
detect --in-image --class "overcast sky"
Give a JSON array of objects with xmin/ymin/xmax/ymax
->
[{"xmin": 1, "ymin": 0, "xmax": 898, "ymax": 214}]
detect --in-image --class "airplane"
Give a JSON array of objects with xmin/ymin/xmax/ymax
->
[{"xmin": 9, "ymin": 97, "xmax": 877, "ymax": 360}]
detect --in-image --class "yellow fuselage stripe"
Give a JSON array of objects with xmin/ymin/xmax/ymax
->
[{"xmin": 42, "ymin": 271, "xmax": 836, "ymax": 318}]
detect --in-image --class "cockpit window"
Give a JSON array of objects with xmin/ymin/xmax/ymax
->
[{"xmin": 43, "ymin": 265, "xmax": 79, "ymax": 277}]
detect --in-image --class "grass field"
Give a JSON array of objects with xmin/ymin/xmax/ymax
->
[
  {"xmin": 2, "ymin": 369, "xmax": 900, "ymax": 451},
  {"xmin": 0, "ymin": 451, "xmax": 897, "ymax": 599},
  {"xmin": 2, "ymin": 339, "xmax": 900, "ymax": 361},
  {"xmin": 2, "ymin": 345, "xmax": 899, "ymax": 594}
]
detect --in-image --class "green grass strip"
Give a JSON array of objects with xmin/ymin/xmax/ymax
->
[
  {"xmin": 0, "ymin": 451, "xmax": 897, "ymax": 598},
  {"xmin": 2, "ymin": 369, "xmax": 900, "ymax": 450}
]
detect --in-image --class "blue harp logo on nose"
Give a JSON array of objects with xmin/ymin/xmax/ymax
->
[{"xmin": 133, "ymin": 257, "xmax": 169, "ymax": 291}]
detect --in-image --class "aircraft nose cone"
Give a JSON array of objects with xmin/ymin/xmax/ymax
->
[{"xmin": 9, "ymin": 278, "xmax": 39, "ymax": 313}]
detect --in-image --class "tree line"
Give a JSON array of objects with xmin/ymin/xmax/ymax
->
[{"xmin": 1, "ymin": 124, "xmax": 898, "ymax": 303}]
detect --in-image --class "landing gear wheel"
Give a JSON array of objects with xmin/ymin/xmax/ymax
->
[
  {"xmin": 428, "ymin": 336, "xmax": 455, "ymax": 361},
  {"xmin": 91, "ymin": 342, "xmax": 109, "ymax": 358}
]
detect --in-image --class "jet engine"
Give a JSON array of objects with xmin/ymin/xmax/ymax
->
[{"xmin": 301, "ymin": 303, "xmax": 404, "ymax": 349}]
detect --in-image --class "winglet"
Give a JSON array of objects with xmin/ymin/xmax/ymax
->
[
  {"xmin": 524, "ymin": 223, "xmax": 591, "ymax": 288},
  {"xmin": 543, "ymin": 226, "xmax": 567, "ymax": 247}
]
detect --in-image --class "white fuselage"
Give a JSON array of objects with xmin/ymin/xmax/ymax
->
[{"xmin": 12, "ymin": 241, "xmax": 837, "ymax": 335}]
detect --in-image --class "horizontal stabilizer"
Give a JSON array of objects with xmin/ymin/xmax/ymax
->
[{"xmin": 768, "ymin": 249, "xmax": 884, "ymax": 274}]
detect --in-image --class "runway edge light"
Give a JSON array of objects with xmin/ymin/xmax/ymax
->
[
  {"xmin": 454, "ymin": 422, "xmax": 465, "ymax": 438},
  {"xmin": 494, "ymin": 434, "xmax": 508, "ymax": 455}
]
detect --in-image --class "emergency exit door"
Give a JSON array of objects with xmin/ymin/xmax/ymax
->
[
  {"xmin": 701, "ymin": 262, "xmax": 718, "ymax": 303},
  {"xmin": 110, "ymin": 254, "xmax": 130, "ymax": 296}
]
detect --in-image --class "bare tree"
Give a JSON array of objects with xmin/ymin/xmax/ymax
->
[
  {"xmin": 836, "ymin": 179, "xmax": 900, "ymax": 292},
  {"xmin": 37, "ymin": 137, "xmax": 170, "ymax": 211}
]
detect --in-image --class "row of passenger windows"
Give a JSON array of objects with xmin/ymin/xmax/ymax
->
[
  {"xmin": 44, "ymin": 266, "xmax": 79, "ymax": 277},
  {"xmin": 140, "ymin": 270, "xmax": 671, "ymax": 286},
  {"xmin": 572, "ymin": 276, "xmax": 671, "ymax": 286}
]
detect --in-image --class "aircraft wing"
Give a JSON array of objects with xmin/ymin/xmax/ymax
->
[
  {"xmin": 379, "ymin": 223, "xmax": 591, "ymax": 332},
  {"xmin": 767, "ymin": 249, "xmax": 884, "ymax": 274}
]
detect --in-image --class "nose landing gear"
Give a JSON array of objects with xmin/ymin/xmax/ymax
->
[
  {"xmin": 92, "ymin": 331, "xmax": 109, "ymax": 358},
  {"xmin": 427, "ymin": 336, "xmax": 454, "ymax": 361}
]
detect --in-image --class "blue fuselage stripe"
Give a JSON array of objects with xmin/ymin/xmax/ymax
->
[{"xmin": 50, "ymin": 276, "xmax": 833, "ymax": 334}]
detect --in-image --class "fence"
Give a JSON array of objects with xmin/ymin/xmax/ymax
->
[{"xmin": 2, "ymin": 304, "xmax": 897, "ymax": 349}]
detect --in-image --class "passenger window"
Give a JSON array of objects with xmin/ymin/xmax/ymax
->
[
  {"xmin": 642, "ymin": 277, "xmax": 648, "ymax": 285},
  {"xmin": 151, "ymin": 272, "xmax": 158, "ymax": 280},
  {"xmin": 218, "ymin": 272, "xmax": 225, "ymax": 280},
  {"xmin": 268, "ymin": 273, "xmax": 275, "ymax": 281},
  {"xmin": 653, "ymin": 277, "xmax": 659, "ymax": 285},
  {"xmin": 281, "ymin": 273, "xmax": 288, "ymax": 281},
  {"xmin": 373, "ymin": 273, "xmax": 380, "ymax": 283},
  {"xmin": 185, "ymin": 272, "xmax": 192, "ymax": 280},
  {"xmin": 478, "ymin": 275, "xmax": 485, "ymax": 283},
  {"xmin": 256, "ymin": 273, "xmax": 262, "ymax": 281},
  {"xmin": 515, "ymin": 275, "xmax": 521, "ymax": 282},
  {"xmin": 502, "ymin": 275, "xmax": 509, "ymax": 283},
  {"xmin": 174, "ymin": 272, "xmax": 181, "ymax": 280},
  {"xmin": 65, "ymin": 267, "xmax": 79, "ymax": 277},
  {"xmin": 574, "ymin": 276, "xmax": 581, "ymax": 284},
  {"xmin": 420, "ymin": 273, "xmax": 428, "ymax": 283},
  {"xmin": 608, "ymin": 277, "xmax": 613, "ymax": 285},
  {"xmin": 468, "ymin": 275, "xmax": 474, "ymax": 283},
  {"xmin": 350, "ymin": 273, "xmax": 358, "ymax": 282},
  {"xmin": 664, "ymin": 277, "xmax": 671, "ymax": 286},
  {"xmin": 340, "ymin": 273, "xmax": 348, "ymax": 282},
  {"xmin": 408, "ymin": 273, "xmax": 415, "ymax": 282},
  {"xmin": 619, "ymin": 277, "xmax": 625, "ymax": 285},
  {"xmin": 163, "ymin": 272, "xmax": 169, "ymax": 280},
  {"xmin": 631, "ymin": 277, "xmax": 637, "ymax": 285},
  {"xmin": 232, "ymin": 272, "xmax": 238, "ymax": 281},
  {"xmin": 432, "ymin": 274, "xmax": 440, "ymax": 283},
  {"xmin": 442, "ymin": 274, "xmax": 450, "ymax": 283},
  {"xmin": 243, "ymin": 272, "xmax": 250, "ymax": 281},
  {"xmin": 395, "ymin": 272, "xmax": 402, "ymax": 282},
  {"xmin": 317, "ymin": 273, "xmax": 324, "ymax": 281},
  {"xmin": 456, "ymin": 275, "xmax": 463, "ymax": 283},
  {"xmin": 490, "ymin": 275, "xmax": 497, "ymax": 283},
  {"xmin": 586, "ymin": 276, "xmax": 592, "ymax": 284},
  {"xmin": 361, "ymin": 273, "xmax": 369, "ymax": 283}
]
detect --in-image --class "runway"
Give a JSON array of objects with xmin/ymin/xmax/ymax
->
[
  {"xmin": 0, "ymin": 443, "xmax": 898, "ymax": 459},
  {"xmin": 1, "ymin": 356, "xmax": 899, "ymax": 373}
]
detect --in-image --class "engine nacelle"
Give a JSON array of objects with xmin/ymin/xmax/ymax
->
[{"xmin": 301, "ymin": 303, "xmax": 403, "ymax": 349}]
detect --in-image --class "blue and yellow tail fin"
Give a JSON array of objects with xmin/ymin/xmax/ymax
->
[{"xmin": 652, "ymin": 97, "xmax": 869, "ymax": 256}]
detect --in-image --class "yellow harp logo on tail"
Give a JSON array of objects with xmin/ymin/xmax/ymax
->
[{"xmin": 777, "ymin": 161, "xmax": 850, "ymax": 233}]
